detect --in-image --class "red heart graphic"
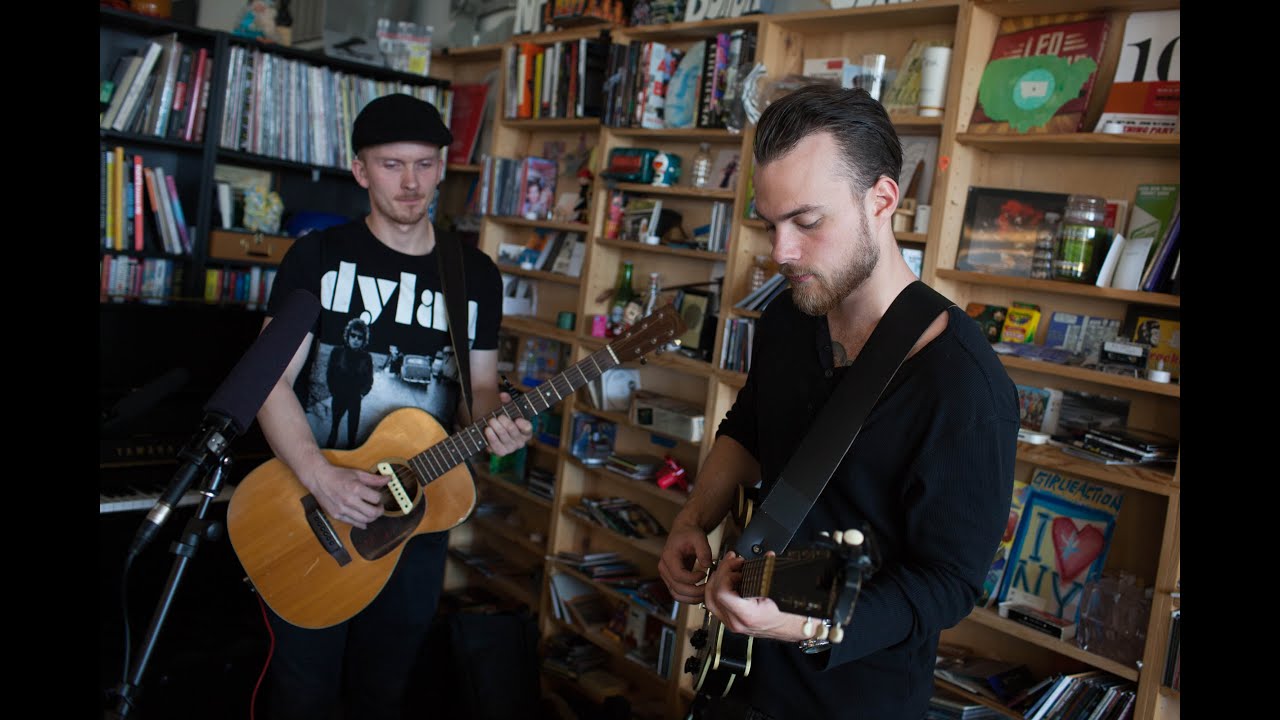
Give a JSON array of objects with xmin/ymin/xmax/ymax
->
[{"xmin": 1051, "ymin": 517, "xmax": 1104, "ymax": 583}]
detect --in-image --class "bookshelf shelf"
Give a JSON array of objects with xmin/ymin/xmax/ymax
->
[
  {"xmin": 614, "ymin": 15, "xmax": 763, "ymax": 41},
  {"xmin": 889, "ymin": 114, "xmax": 947, "ymax": 133},
  {"xmin": 953, "ymin": 132, "xmax": 1180, "ymax": 158},
  {"xmin": 1158, "ymin": 687, "xmax": 1179, "ymax": 700},
  {"xmin": 488, "ymin": 216, "xmax": 593, "ymax": 233},
  {"xmin": 565, "ymin": 455, "xmax": 693, "ymax": 507},
  {"xmin": 1014, "ymin": 441, "xmax": 1176, "ymax": 496},
  {"xmin": 446, "ymin": 163, "xmax": 483, "ymax": 173},
  {"xmin": 608, "ymin": 127, "xmax": 740, "ymax": 141},
  {"xmin": 552, "ymin": 565, "xmax": 678, "ymax": 627},
  {"xmin": 503, "ymin": 315, "xmax": 581, "ymax": 345},
  {"xmin": 932, "ymin": 679, "xmax": 1024, "ymax": 720},
  {"xmin": 770, "ymin": 0, "xmax": 961, "ymax": 33},
  {"xmin": 456, "ymin": 560, "xmax": 541, "ymax": 608},
  {"xmin": 560, "ymin": 509, "xmax": 668, "ymax": 558},
  {"xmin": 897, "ymin": 232, "xmax": 928, "ymax": 244},
  {"xmin": 224, "ymin": 35, "xmax": 450, "ymax": 87},
  {"xmin": 963, "ymin": 608, "xmax": 1140, "ymax": 682},
  {"xmin": 569, "ymin": 405, "xmax": 701, "ymax": 450},
  {"xmin": 549, "ymin": 618, "xmax": 669, "ymax": 686},
  {"xmin": 501, "ymin": 117, "xmax": 601, "ymax": 131},
  {"xmin": 215, "ymin": 148, "xmax": 353, "ymax": 178},
  {"xmin": 433, "ymin": 42, "xmax": 506, "ymax": 60},
  {"xmin": 473, "ymin": 515, "xmax": 547, "ymax": 557},
  {"xmin": 495, "ymin": 264, "xmax": 583, "ymax": 286},
  {"xmin": 594, "ymin": 236, "xmax": 728, "ymax": 262},
  {"xmin": 613, "ymin": 182, "xmax": 736, "ymax": 201},
  {"xmin": 100, "ymin": 128, "xmax": 204, "ymax": 152},
  {"xmin": 934, "ymin": 270, "xmax": 1181, "ymax": 308},
  {"xmin": 473, "ymin": 466, "xmax": 555, "ymax": 510},
  {"xmin": 997, "ymin": 355, "xmax": 1181, "ymax": 398}
]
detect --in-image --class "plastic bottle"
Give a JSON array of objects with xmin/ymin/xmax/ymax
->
[
  {"xmin": 749, "ymin": 255, "xmax": 769, "ymax": 292},
  {"xmin": 691, "ymin": 143, "xmax": 713, "ymax": 189},
  {"xmin": 1053, "ymin": 195, "xmax": 1109, "ymax": 283},
  {"xmin": 643, "ymin": 272, "xmax": 662, "ymax": 317}
]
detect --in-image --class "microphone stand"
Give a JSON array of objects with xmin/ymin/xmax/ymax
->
[{"xmin": 106, "ymin": 455, "xmax": 232, "ymax": 720}]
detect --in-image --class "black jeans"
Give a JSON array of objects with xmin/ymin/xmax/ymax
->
[{"xmin": 265, "ymin": 532, "xmax": 448, "ymax": 720}]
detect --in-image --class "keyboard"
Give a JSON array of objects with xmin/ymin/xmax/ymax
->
[{"xmin": 99, "ymin": 482, "xmax": 235, "ymax": 515}]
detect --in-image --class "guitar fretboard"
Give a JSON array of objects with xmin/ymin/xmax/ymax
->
[
  {"xmin": 403, "ymin": 346, "xmax": 620, "ymax": 484},
  {"xmin": 739, "ymin": 556, "xmax": 773, "ymax": 599}
]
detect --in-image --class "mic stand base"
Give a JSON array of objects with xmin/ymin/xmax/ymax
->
[{"xmin": 105, "ymin": 456, "xmax": 232, "ymax": 720}]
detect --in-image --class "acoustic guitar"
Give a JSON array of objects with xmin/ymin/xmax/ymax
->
[
  {"xmin": 227, "ymin": 305, "xmax": 685, "ymax": 629},
  {"xmin": 685, "ymin": 489, "xmax": 880, "ymax": 699}
]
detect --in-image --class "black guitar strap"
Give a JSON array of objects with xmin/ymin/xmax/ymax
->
[
  {"xmin": 732, "ymin": 280, "xmax": 954, "ymax": 558},
  {"xmin": 434, "ymin": 231, "xmax": 474, "ymax": 423}
]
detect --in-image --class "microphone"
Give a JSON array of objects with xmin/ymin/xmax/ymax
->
[{"xmin": 128, "ymin": 289, "xmax": 321, "ymax": 558}]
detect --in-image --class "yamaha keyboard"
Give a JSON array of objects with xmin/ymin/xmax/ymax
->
[{"xmin": 99, "ymin": 480, "xmax": 236, "ymax": 515}]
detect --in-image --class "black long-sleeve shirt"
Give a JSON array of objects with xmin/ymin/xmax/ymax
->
[{"xmin": 716, "ymin": 289, "xmax": 1018, "ymax": 719}]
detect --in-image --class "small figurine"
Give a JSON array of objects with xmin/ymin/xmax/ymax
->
[{"xmin": 650, "ymin": 151, "xmax": 681, "ymax": 187}]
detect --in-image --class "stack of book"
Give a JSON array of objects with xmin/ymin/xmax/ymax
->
[
  {"xmin": 1064, "ymin": 426, "xmax": 1177, "ymax": 465},
  {"xmin": 734, "ymin": 272, "xmax": 789, "ymax": 312},
  {"xmin": 554, "ymin": 551, "xmax": 638, "ymax": 580},
  {"xmin": 541, "ymin": 631, "xmax": 609, "ymax": 680},
  {"xmin": 934, "ymin": 654, "xmax": 1035, "ymax": 704},
  {"xmin": 570, "ymin": 496, "xmax": 668, "ymax": 539},
  {"xmin": 526, "ymin": 466, "xmax": 555, "ymax": 501},
  {"xmin": 605, "ymin": 453, "xmax": 665, "ymax": 481}
]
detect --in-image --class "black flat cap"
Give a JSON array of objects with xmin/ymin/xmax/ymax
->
[{"xmin": 351, "ymin": 93, "xmax": 453, "ymax": 154}]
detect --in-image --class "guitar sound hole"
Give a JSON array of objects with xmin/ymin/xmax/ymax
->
[{"xmin": 377, "ymin": 463, "xmax": 421, "ymax": 513}]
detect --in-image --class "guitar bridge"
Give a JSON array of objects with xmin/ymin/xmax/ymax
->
[{"xmin": 301, "ymin": 494, "xmax": 352, "ymax": 567}]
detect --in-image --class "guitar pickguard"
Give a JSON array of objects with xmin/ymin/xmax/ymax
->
[{"xmin": 350, "ymin": 460, "xmax": 427, "ymax": 561}]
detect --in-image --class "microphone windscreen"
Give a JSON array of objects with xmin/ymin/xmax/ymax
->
[{"xmin": 204, "ymin": 289, "xmax": 321, "ymax": 434}]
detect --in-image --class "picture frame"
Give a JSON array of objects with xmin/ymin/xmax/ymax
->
[
  {"xmin": 955, "ymin": 187, "xmax": 1069, "ymax": 277},
  {"xmin": 675, "ymin": 289, "xmax": 711, "ymax": 351}
]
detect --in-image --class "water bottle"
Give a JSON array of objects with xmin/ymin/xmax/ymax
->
[{"xmin": 691, "ymin": 143, "xmax": 713, "ymax": 189}]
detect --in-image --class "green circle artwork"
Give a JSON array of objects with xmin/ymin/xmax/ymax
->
[{"xmin": 977, "ymin": 55, "xmax": 1098, "ymax": 133}]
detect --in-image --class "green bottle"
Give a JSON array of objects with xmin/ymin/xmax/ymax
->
[{"xmin": 608, "ymin": 261, "xmax": 635, "ymax": 336}]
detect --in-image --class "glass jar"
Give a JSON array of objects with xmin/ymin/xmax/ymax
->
[{"xmin": 1053, "ymin": 195, "xmax": 1109, "ymax": 283}]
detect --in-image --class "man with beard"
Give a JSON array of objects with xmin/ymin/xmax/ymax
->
[
  {"xmin": 658, "ymin": 85, "xmax": 1019, "ymax": 719},
  {"xmin": 255, "ymin": 93, "xmax": 533, "ymax": 719}
]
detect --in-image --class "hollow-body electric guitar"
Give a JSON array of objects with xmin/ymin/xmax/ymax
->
[
  {"xmin": 227, "ymin": 306, "xmax": 685, "ymax": 629},
  {"xmin": 685, "ymin": 489, "xmax": 880, "ymax": 699}
]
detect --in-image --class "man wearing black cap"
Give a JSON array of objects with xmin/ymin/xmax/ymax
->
[{"xmin": 255, "ymin": 93, "xmax": 534, "ymax": 720}]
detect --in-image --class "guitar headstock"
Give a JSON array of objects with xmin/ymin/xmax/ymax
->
[{"xmin": 606, "ymin": 304, "xmax": 686, "ymax": 363}]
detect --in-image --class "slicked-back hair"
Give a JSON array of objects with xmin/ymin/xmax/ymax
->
[{"xmin": 753, "ymin": 84, "xmax": 903, "ymax": 196}]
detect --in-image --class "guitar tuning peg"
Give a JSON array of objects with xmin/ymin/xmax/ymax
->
[
  {"xmin": 832, "ymin": 530, "xmax": 844, "ymax": 544},
  {"xmin": 816, "ymin": 624, "xmax": 830, "ymax": 641},
  {"xmin": 844, "ymin": 529, "xmax": 865, "ymax": 546},
  {"xmin": 819, "ymin": 530, "xmax": 830, "ymax": 538},
  {"xmin": 830, "ymin": 625, "xmax": 844, "ymax": 644},
  {"xmin": 801, "ymin": 617, "xmax": 814, "ymax": 637}
]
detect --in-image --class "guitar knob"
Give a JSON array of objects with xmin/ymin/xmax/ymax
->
[
  {"xmin": 832, "ymin": 530, "xmax": 843, "ymax": 544},
  {"xmin": 830, "ymin": 625, "xmax": 844, "ymax": 644},
  {"xmin": 684, "ymin": 657, "xmax": 701, "ymax": 674},
  {"xmin": 844, "ymin": 528, "xmax": 864, "ymax": 546},
  {"xmin": 690, "ymin": 629, "xmax": 708, "ymax": 648}
]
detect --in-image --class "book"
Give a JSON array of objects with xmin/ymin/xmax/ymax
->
[
  {"xmin": 1015, "ymin": 385, "xmax": 1063, "ymax": 435},
  {"xmin": 1120, "ymin": 183, "xmax": 1179, "ymax": 281},
  {"xmin": 101, "ymin": 52, "xmax": 143, "ymax": 130},
  {"xmin": 112, "ymin": 37, "xmax": 166, "ymax": 132},
  {"xmin": 978, "ymin": 475, "xmax": 1031, "ymax": 608},
  {"xmin": 1131, "ymin": 313, "xmax": 1180, "ymax": 379},
  {"xmin": 447, "ymin": 83, "xmax": 490, "ymax": 164},
  {"xmin": 955, "ymin": 187, "xmax": 1069, "ymax": 277},
  {"xmin": 969, "ymin": 14, "xmax": 1113, "ymax": 134},
  {"xmin": 997, "ymin": 467, "xmax": 1124, "ymax": 624},
  {"xmin": 999, "ymin": 601, "xmax": 1077, "ymax": 640},
  {"xmin": 518, "ymin": 157, "xmax": 557, "ymax": 220},
  {"xmin": 1092, "ymin": 10, "xmax": 1181, "ymax": 135},
  {"xmin": 934, "ymin": 654, "xmax": 1035, "ymax": 703},
  {"xmin": 998, "ymin": 305, "xmax": 1040, "ymax": 344},
  {"xmin": 964, "ymin": 303, "xmax": 1008, "ymax": 344}
]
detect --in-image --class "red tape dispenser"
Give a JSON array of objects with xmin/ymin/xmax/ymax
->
[{"xmin": 656, "ymin": 455, "xmax": 688, "ymax": 492}]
